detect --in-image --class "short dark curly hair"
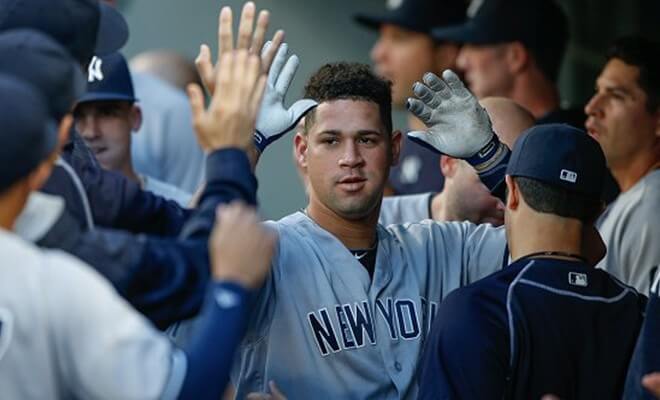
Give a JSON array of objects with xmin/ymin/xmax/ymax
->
[
  {"xmin": 303, "ymin": 62, "xmax": 392, "ymax": 134},
  {"xmin": 606, "ymin": 35, "xmax": 660, "ymax": 113}
]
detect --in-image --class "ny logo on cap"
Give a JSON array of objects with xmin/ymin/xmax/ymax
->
[
  {"xmin": 560, "ymin": 169, "xmax": 577, "ymax": 183},
  {"xmin": 386, "ymin": 0, "xmax": 403, "ymax": 10},
  {"xmin": 88, "ymin": 56, "xmax": 104, "ymax": 83},
  {"xmin": 568, "ymin": 272, "xmax": 588, "ymax": 287}
]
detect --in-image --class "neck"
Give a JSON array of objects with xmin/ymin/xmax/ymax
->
[
  {"xmin": 305, "ymin": 197, "xmax": 379, "ymax": 249},
  {"xmin": 610, "ymin": 151, "xmax": 660, "ymax": 192},
  {"xmin": 509, "ymin": 212, "xmax": 583, "ymax": 262},
  {"xmin": 120, "ymin": 162, "xmax": 141, "ymax": 184},
  {"xmin": 510, "ymin": 73, "xmax": 560, "ymax": 119},
  {"xmin": 0, "ymin": 184, "xmax": 29, "ymax": 230}
]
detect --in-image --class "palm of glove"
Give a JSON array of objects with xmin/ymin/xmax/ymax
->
[
  {"xmin": 254, "ymin": 43, "xmax": 317, "ymax": 152},
  {"xmin": 406, "ymin": 70, "xmax": 495, "ymax": 158}
]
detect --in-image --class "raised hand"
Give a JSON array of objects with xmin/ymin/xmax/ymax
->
[
  {"xmin": 406, "ymin": 70, "xmax": 496, "ymax": 159},
  {"xmin": 196, "ymin": 1, "xmax": 284, "ymax": 96},
  {"xmin": 188, "ymin": 49, "xmax": 266, "ymax": 152},
  {"xmin": 253, "ymin": 42, "xmax": 317, "ymax": 153},
  {"xmin": 210, "ymin": 202, "xmax": 276, "ymax": 289}
]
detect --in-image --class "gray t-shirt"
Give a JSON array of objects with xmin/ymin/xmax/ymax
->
[
  {"xmin": 0, "ymin": 229, "xmax": 185, "ymax": 399},
  {"xmin": 230, "ymin": 212, "xmax": 506, "ymax": 399},
  {"xmin": 597, "ymin": 169, "xmax": 660, "ymax": 294}
]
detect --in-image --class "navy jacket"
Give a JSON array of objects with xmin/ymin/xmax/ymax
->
[
  {"xmin": 418, "ymin": 257, "xmax": 644, "ymax": 400},
  {"xmin": 37, "ymin": 149, "xmax": 257, "ymax": 329}
]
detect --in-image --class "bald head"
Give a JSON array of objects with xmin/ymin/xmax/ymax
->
[
  {"xmin": 480, "ymin": 97, "xmax": 535, "ymax": 148},
  {"xmin": 130, "ymin": 50, "xmax": 201, "ymax": 91}
]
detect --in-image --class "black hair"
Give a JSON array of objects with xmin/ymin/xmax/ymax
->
[
  {"xmin": 514, "ymin": 176, "xmax": 603, "ymax": 223},
  {"xmin": 303, "ymin": 62, "xmax": 392, "ymax": 134},
  {"xmin": 606, "ymin": 35, "xmax": 660, "ymax": 113}
]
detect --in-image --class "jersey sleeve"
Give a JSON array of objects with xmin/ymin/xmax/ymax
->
[
  {"xmin": 43, "ymin": 251, "xmax": 183, "ymax": 400},
  {"xmin": 378, "ymin": 192, "xmax": 433, "ymax": 226},
  {"xmin": 418, "ymin": 287, "xmax": 509, "ymax": 400}
]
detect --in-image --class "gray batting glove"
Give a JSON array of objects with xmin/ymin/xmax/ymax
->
[
  {"xmin": 253, "ymin": 42, "xmax": 317, "ymax": 152},
  {"xmin": 406, "ymin": 69, "xmax": 496, "ymax": 158}
]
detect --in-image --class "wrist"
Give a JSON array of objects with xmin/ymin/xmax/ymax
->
[{"xmin": 465, "ymin": 135, "xmax": 509, "ymax": 173}]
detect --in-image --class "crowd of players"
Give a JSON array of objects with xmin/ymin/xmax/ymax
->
[{"xmin": 0, "ymin": 0, "xmax": 658, "ymax": 398}]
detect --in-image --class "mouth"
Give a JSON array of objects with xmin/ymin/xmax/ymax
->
[
  {"xmin": 337, "ymin": 176, "xmax": 367, "ymax": 192},
  {"xmin": 90, "ymin": 146, "xmax": 108, "ymax": 157},
  {"xmin": 585, "ymin": 121, "xmax": 600, "ymax": 139}
]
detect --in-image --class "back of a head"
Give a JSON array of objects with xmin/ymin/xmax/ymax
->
[
  {"xmin": 507, "ymin": 124, "xmax": 606, "ymax": 223},
  {"xmin": 0, "ymin": 28, "xmax": 85, "ymax": 120},
  {"xmin": 606, "ymin": 35, "xmax": 660, "ymax": 113},
  {"xmin": 304, "ymin": 62, "xmax": 393, "ymax": 134},
  {"xmin": 0, "ymin": 74, "xmax": 57, "ymax": 194}
]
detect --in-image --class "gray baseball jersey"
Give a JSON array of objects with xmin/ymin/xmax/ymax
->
[
  {"xmin": 0, "ymin": 229, "xmax": 185, "ymax": 399},
  {"xmin": 230, "ymin": 211, "xmax": 506, "ymax": 399},
  {"xmin": 379, "ymin": 193, "xmax": 433, "ymax": 226}
]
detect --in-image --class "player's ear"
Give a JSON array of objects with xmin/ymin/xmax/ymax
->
[
  {"xmin": 505, "ymin": 175, "xmax": 519, "ymax": 210},
  {"xmin": 390, "ymin": 130, "xmax": 402, "ymax": 166},
  {"xmin": 294, "ymin": 132, "xmax": 308, "ymax": 169},
  {"xmin": 440, "ymin": 155, "xmax": 458, "ymax": 178},
  {"xmin": 131, "ymin": 104, "xmax": 143, "ymax": 132},
  {"xmin": 505, "ymin": 41, "xmax": 528, "ymax": 75}
]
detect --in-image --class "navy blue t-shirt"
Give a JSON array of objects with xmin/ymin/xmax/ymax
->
[{"xmin": 418, "ymin": 257, "xmax": 645, "ymax": 400}]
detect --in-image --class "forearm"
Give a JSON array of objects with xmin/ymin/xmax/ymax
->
[
  {"xmin": 177, "ymin": 281, "xmax": 252, "ymax": 400},
  {"xmin": 180, "ymin": 148, "xmax": 258, "ymax": 240}
]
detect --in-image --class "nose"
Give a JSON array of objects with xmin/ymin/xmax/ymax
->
[
  {"xmin": 76, "ymin": 113, "xmax": 100, "ymax": 140},
  {"xmin": 456, "ymin": 46, "xmax": 470, "ymax": 73},
  {"xmin": 370, "ymin": 38, "xmax": 386, "ymax": 65},
  {"xmin": 584, "ymin": 92, "xmax": 604, "ymax": 118},
  {"xmin": 338, "ymin": 141, "xmax": 365, "ymax": 169}
]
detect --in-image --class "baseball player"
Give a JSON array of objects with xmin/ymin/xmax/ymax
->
[
  {"xmin": 187, "ymin": 59, "xmax": 506, "ymax": 399},
  {"xmin": 417, "ymin": 124, "xmax": 645, "ymax": 399},
  {"xmin": 0, "ymin": 59, "xmax": 273, "ymax": 399}
]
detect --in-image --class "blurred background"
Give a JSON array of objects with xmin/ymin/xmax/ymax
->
[{"xmin": 114, "ymin": 0, "xmax": 660, "ymax": 219}]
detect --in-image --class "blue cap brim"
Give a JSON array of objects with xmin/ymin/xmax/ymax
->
[
  {"xmin": 354, "ymin": 13, "xmax": 429, "ymax": 34},
  {"xmin": 77, "ymin": 92, "xmax": 137, "ymax": 104},
  {"xmin": 431, "ymin": 22, "xmax": 501, "ymax": 45},
  {"xmin": 95, "ymin": 3, "xmax": 129, "ymax": 55}
]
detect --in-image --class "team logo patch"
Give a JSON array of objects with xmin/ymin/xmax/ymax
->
[
  {"xmin": 0, "ymin": 308, "xmax": 13, "ymax": 361},
  {"xmin": 560, "ymin": 169, "xmax": 577, "ymax": 183},
  {"xmin": 568, "ymin": 272, "xmax": 588, "ymax": 287}
]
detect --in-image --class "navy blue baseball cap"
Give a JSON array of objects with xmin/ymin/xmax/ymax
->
[
  {"xmin": 0, "ymin": 0, "xmax": 129, "ymax": 66},
  {"xmin": 506, "ymin": 124, "xmax": 606, "ymax": 199},
  {"xmin": 0, "ymin": 29, "xmax": 85, "ymax": 121},
  {"xmin": 77, "ymin": 51, "xmax": 136, "ymax": 104},
  {"xmin": 431, "ymin": 0, "xmax": 567, "ymax": 52},
  {"xmin": 0, "ymin": 73, "xmax": 59, "ymax": 192},
  {"xmin": 354, "ymin": 0, "xmax": 467, "ymax": 36}
]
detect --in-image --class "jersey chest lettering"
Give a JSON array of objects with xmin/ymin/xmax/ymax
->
[{"xmin": 306, "ymin": 297, "xmax": 438, "ymax": 357}]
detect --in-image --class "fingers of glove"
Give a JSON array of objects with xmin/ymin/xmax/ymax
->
[
  {"xmin": 236, "ymin": 2, "xmax": 256, "ymax": 50},
  {"xmin": 275, "ymin": 53, "xmax": 299, "ymax": 95},
  {"xmin": 412, "ymin": 82, "xmax": 441, "ymax": 108},
  {"xmin": 422, "ymin": 72, "xmax": 451, "ymax": 100},
  {"xmin": 268, "ymin": 42, "xmax": 288, "ymax": 86},
  {"xmin": 442, "ymin": 69, "xmax": 471, "ymax": 98},
  {"xmin": 261, "ymin": 30, "xmax": 284, "ymax": 73},
  {"xmin": 218, "ymin": 6, "xmax": 233, "ymax": 58},
  {"xmin": 250, "ymin": 9, "xmax": 269, "ymax": 54},
  {"xmin": 261, "ymin": 41, "xmax": 271, "ymax": 57},
  {"xmin": 406, "ymin": 98, "xmax": 434, "ymax": 124},
  {"xmin": 289, "ymin": 99, "xmax": 318, "ymax": 121}
]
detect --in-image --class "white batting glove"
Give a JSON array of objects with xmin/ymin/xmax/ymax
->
[
  {"xmin": 253, "ymin": 42, "xmax": 317, "ymax": 152},
  {"xmin": 406, "ymin": 70, "xmax": 496, "ymax": 159}
]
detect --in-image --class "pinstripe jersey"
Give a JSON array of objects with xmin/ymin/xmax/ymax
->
[
  {"xmin": 418, "ymin": 257, "xmax": 645, "ymax": 400},
  {"xmin": 230, "ymin": 211, "xmax": 506, "ymax": 399}
]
